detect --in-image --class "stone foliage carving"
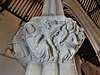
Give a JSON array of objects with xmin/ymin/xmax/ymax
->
[{"xmin": 12, "ymin": 16, "xmax": 85, "ymax": 68}]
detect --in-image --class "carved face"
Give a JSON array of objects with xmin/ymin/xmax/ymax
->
[
  {"xmin": 67, "ymin": 21, "xmax": 74, "ymax": 31},
  {"xmin": 46, "ymin": 20, "xmax": 58, "ymax": 26},
  {"xmin": 26, "ymin": 24, "xmax": 35, "ymax": 35},
  {"xmin": 51, "ymin": 20, "xmax": 58, "ymax": 25}
]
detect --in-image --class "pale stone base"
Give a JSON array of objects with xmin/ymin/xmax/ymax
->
[
  {"xmin": 60, "ymin": 63, "xmax": 77, "ymax": 75},
  {"xmin": 42, "ymin": 62, "xmax": 58, "ymax": 75},
  {"xmin": 25, "ymin": 62, "xmax": 42, "ymax": 75}
]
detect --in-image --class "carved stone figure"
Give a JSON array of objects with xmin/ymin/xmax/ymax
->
[
  {"xmin": 12, "ymin": 27, "xmax": 32, "ymax": 68},
  {"xmin": 11, "ymin": 0, "xmax": 85, "ymax": 75},
  {"xmin": 60, "ymin": 20, "xmax": 84, "ymax": 63},
  {"xmin": 25, "ymin": 22, "xmax": 54, "ymax": 63}
]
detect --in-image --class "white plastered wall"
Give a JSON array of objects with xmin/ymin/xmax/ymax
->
[
  {"xmin": 0, "ymin": 10, "xmax": 25, "ymax": 75},
  {"xmin": 0, "ymin": 55, "xmax": 25, "ymax": 75},
  {"xmin": 0, "ymin": 10, "xmax": 20, "ymax": 54}
]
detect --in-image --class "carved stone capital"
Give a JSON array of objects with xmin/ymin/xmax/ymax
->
[{"xmin": 12, "ymin": 16, "xmax": 85, "ymax": 67}]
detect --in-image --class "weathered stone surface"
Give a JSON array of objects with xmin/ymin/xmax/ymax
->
[{"xmin": 11, "ymin": 16, "xmax": 85, "ymax": 75}]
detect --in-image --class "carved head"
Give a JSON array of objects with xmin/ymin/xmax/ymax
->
[
  {"xmin": 67, "ymin": 21, "xmax": 74, "ymax": 31},
  {"xmin": 25, "ymin": 23, "xmax": 35, "ymax": 35},
  {"xmin": 51, "ymin": 20, "xmax": 58, "ymax": 25},
  {"xmin": 46, "ymin": 20, "xmax": 58, "ymax": 26}
]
